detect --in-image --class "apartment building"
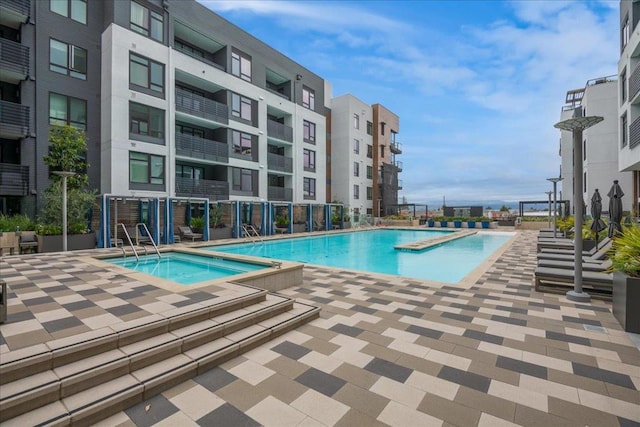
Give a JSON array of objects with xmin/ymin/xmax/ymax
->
[
  {"xmin": 330, "ymin": 96, "xmax": 402, "ymax": 219},
  {"xmin": 0, "ymin": 0, "xmax": 330, "ymax": 217},
  {"xmin": 559, "ymin": 78, "xmax": 634, "ymax": 215},
  {"xmin": 619, "ymin": 1, "xmax": 640, "ymax": 214}
]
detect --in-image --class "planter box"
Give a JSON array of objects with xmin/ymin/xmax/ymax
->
[
  {"xmin": 37, "ymin": 233, "xmax": 96, "ymax": 253},
  {"xmin": 209, "ymin": 227, "xmax": 233, "ymax": 240},
  {"xmin": 440, "ymin": 221, "xmax": 448, "ymax": 228},
  {"xmin": 293, "ymin": 223, "xmax": 307, "ymax": 233},
  {"xmin": 467, "ymin": 221, "xmax": 476, "ymax": 229},
  {"xmin": 427, "ymin": 221, "xmax": 435, "ymax": 228},
  {"xmin": 613, "ymin": 272, "xmax": 640, "ymax": 333},
  {"xmin": 454, "ymin": 221, "xmax": 462, "ymax": 228},
  {"xmin": 481, "ymin": 221, "xmax": 491, "ymax": 229}
]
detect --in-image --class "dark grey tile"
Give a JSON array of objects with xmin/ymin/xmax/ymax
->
[
  {"xmin": 77, "ymin": 288, "xmax": 104, "ymax": 296},
  {"xmin": 42, "ymin": 316, "xmax": 84, "ymax": 333},
  {"xmin": 311, "ymin": 296, "xmax": 333, "ymax": 304},
  {"xmin": 194, "ymin": 367, "xmax": 237, "ymax": 392},
  {"xmin": 63, "ymin": 300, "xmax": 96, "ymax": 311},
  {"xmin": 295, "ymin": 367, "xmax": 346, "ymax": 397},
  {"xmin": 463, "ymin": 329, "xmax": 504, "ymax": 345},
  {"xmin": 618, "ymin": 416, "xmax": 640, "ymax": 427},
  {"xmin": 272, "ymin": 341, "xmax": 311, "ymax": 360},
  {"xmin": 545, "ymin": 331, "xmax": 591, "ymax": 346},
  {"xmin": 396, "ymin": 289, "xmax": 420, "ymax": 296},
  {"xmin": 107, "ymin": 303, "xmax": 142, "ymax": 316},
  {"xmin": 197, "ymin": 403, "xmax": 259, "ymax": 427},
  {"xmin": 42, "ymin": 285, "xmax": 69, "ymax": 293},
  {"xmin": 330, "ymin": 323, "xmax": 364, "ymax": 337},
  {"xmin": 437, "ymin": 366, "xmax": 491, "ymax": 393},
  {"xmin": 407, "ymin": 325, "xmax": 444, "ymax": 340},
  {"xmin": 4, "ymin": 310, "xmax": 35, "ymax": 323},
  {"xmin": 494, "ymin": 306, "xmax": 528, "ymax": 315},
  {"xmin": 367, "ymin": 297, "xmax": 388, "ymax": 305},
  {"xmin": 352, "ymin": 305, "xmax": 377, "ymax": 315},
  {"xmin": 528, "ymin": 302, "xmax": 560, "ymax": 310},
  {"xmin": 330, "ymin": 290, "xmax": 349, "ymax": 297},
  {"xmin": 496, "ymin": 356, "xmax": 547, "ymax": 379},
  {"xmin": 185, "ymin": 291, "xmax": 218, "ymax": 303},
  {"xmin": 22, "ymin": 296, "xmax": 55, "ymax": 306},
  {"xmin": 394, "ymin": 308, "xmax": 422, "ymax": 318},
  {"xmin": 451, "ymin": 303, "xmax": 480, "ymax": 312},
  {"xmin": 490, "ymin": 315, "xmax": 527, "ymax": 327},
  {"xmin": 296, "ymin": 287, "xmax": 314, "ymax": 294},
  {"xmin": 362, "ymin": 287, "xmax": 382, "ymax": 294},
  {"xmin": 561, "ymin": 316, "xmax": 602, "ymax": 327},
  {"xmin": 441, "ymin": 312, "xmax": 474, "ymax": 323},
  {"xmin": 125, "ymin": 393, "xmax": 179, "ymax": 427},
  {"xmin": 572, "ymin": 362, "xmax": 636, "ymax": 390},
  {"xmin": 409, "ymin": 300, "xmax": 434, "ymax": 309},
  {"xmin": 365, "ymin": 357, "xmax": 412, "ymax": 383}
]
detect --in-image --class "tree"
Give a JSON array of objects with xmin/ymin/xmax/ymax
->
[{"xmin": 500, "ymin": 205, "xmax": 510, "ymax": 212}]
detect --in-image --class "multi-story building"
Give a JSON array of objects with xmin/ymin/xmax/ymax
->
[
  {"xmin": 330, "ymin": 95, "xmax": 402, "ymax": 219},
  {"xmin": 618, "ymin": 1, "xmax": 640, "ymax": 214},
  {"xmin": 559, "ymin": 78, "xmax": 634, "ymax": 215},
  {"xmin": 0, "ymin": 0, "xmax": 330, "ymax": 217}
]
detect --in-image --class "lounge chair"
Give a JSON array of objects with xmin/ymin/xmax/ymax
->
[
  {"xmin": 534, "ymin": 266, "xmax": 613, "ymax": 297},
  {"xmin": 273, "ymin": 222, "xmax": 288, "ymax": 234},
  {"xmin": 537, "ymin": 258, "xmax": 612, "ymax": 272},
  {"xmin": 313, "ymin": 220, "xmax": 324, "ymax": 231},
  {"xmin": 538, "ymin": 238, "xmax": 610, "ymax": 256},
  {"xmin": 537, "ymin": 241, "xmax": 612, "ymax": 262},
  {"xmin": 178, "ymin": 226, "xmax": 203, "ymax": 242},
  {"xmin": 19, "ymin": 232, "xmax": 38, "ymax": 254}
]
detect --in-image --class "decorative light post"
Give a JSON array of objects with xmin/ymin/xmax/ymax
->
[
  {"xmin": 52, "ymin": 171, "xmax": 76, "ymax": 252},
  {"xmin": 554, "ymin": 107, "xmax": 603, "ymax": 303},
  {"xmin": 547, "ymin": 177, "xmax": 563, "ymax": 238},
  {"xmin": 545, "ymin": 191, "xmax": 553, "ymax": 228}
]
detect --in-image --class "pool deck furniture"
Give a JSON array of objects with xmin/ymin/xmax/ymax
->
[
  {"xmin": 537, "ymin": 241, "xmax": 612, "ymax": 262},
  {"xmin": 0, "ymin": 245, "xmax": 15, "ymax": 256},
  {"xmin": 273, "ymin": 222, "xmax": 288, "ymax": 234},
  {"xmin": 537, "ymin": 258, "xmax": 612, "ymax": 272},
  {"xmin": 534, "ymin": 265, "xmax": 613, "ymax": 297},
  {"xmin": 178, "ymin": 226, "xmax": 203, "ymax": 241},
  {"xmin": 18, "ymin": 232, "xmax": 37, "ymax": 254}
]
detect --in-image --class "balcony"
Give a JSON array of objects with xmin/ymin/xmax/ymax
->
[
  {"xmin": 394, "ymin": 160, "xmax": 403, "ymax": 172},
  {"xmin": 0, "ymin": 163, "xmax": 28, "ymax": 196},
  {"xmin": 0, "ymin": 100, "xmax": 29, "ymax": 139},
  {"xmin": 268, "ymin": 186, "xmax": 293, "ymax": 201},
  {"xmin": 174, "ymin": 42, "xmax": 225, "ymax": 72},
  {"xmin": 175, "ymin": 133, "xmax": 229, "ymax": 163},
  {"xmin": 397, "ymin": 179, "xmax": 403, "ymax": 190},
  {"xmin": 0, "ymin": 38, "xmax": 29, "ymax": 83},
  {"xmin": 630, "ymin": 63, "xmax": 640, "ymax": 104},
  {"xmin": 0, "ymin": 0, "xmax": 30, "ymax": 29},
  {"xmin": 267, "ymin": 120, "xmax": 293, "ymax": 143},
  {"xmin": 175, "ymin": 88, "xmax": 228, "ymax": 125},
  {"xmin": 390, "ymin": 141, "xmax": 402, "ymax": 154},
  {"xmin": 175, "ymin": 176, "xmax": 229, "ymax": 200},
  {"xmin": 630, "ymin": 115, "xmax": 640, "ymax": 149},
  {"xmin": 267, "ymin": 152, "xmax": 293, "ymax": 173}
]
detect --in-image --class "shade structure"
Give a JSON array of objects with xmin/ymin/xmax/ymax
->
[
  {"xmin": 590, "ymin": 189, "xmax": 606, "ymax": 250},
  {"xmin": 608, "ymin": 180, "xmax": 624, "ymax": 237}
]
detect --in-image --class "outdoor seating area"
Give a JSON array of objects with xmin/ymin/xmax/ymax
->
[
  {"xmin": 18, "ymin": 232, "xmax": 37, "ymax": 254},
  {"xmin": 178, "ymin": 225, "xmax": 203, "ymax": 241}
]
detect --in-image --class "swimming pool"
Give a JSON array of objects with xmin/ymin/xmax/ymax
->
[
  {"xmin": 204, "ymin": 229, "xmax": 513, "ymax": 283},
  {"xmin": 106, "ymin": 252, "xmax": 267, "ymax": 285}
]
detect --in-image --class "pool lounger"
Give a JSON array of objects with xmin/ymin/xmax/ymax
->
[
  {"xmin": 537, "ymin": 259, "xmax": 611, "ymax": 272},
  {"xmin": 538, "ymin": 239, "xmax": 610, "ymax": 256},
  {"xmin": 537, "ymin": 242, "xmax": 611, "ymax": 262},
  {"xmin": 534, "ymin": 266, "xmax": 613, "ymax": 296}
]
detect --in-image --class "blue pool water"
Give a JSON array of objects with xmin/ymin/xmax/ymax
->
[
  {"xmin": 106, "ymin": 253, "xmax": 266, "ymax": 285},
  {"xmin": 205, "ymin": 229, "xmax": 512, "ymax": 283}
]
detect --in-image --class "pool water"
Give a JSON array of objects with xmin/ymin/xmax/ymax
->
[
  {"xmin": 106, "ymin": 253, "xmax": 266, "ymax": 285},
  {"xmin": 205, "ymin": 229, "xmax": 512, "ymax": 283}
]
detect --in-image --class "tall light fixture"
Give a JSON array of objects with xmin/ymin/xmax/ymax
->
[
  {"xmin": 554, "ymin": 107, "xmax": 603, "ymax": 302},
  {"xmin": 52, "ymin": 171, "xmax": 77, "ymax": 252},
  {"xmin": 545, "ymin": 191, "xmax": 553, "ymax": 228},
  {"xmin": 547, "ymin": 177, "xmax": 563, "ymax": 238}
]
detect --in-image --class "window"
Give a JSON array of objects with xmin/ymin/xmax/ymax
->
[
  {"xmin": 621, "ymin": 69, "xmax": 627, "ymax": 103},
  {"xmin": 232, "ymin": 168, "xmax": 254, "ymax": 192},
  {"xmin": 367, "ymin": 121, "xmax": 373, "ymax": 135},
  {"xmin": 366, "ymin": 165, "xmax": 373, "ymax": 179},
  {"xmin": 50, "ymin": 0, "xmax": 86, "ymax": 24},
  {"xmin": 622, "ymin": 15, "xmax": 630, "ymax": 50},
  {"xmin": 353, "ymin": 139, "xmax": 360, "ymax": 154},
  {"xmin": 354, "ymin": 113, "xmax": 359, "ymax": 129},
  {"xmin": 130, "ymin": 102, "xmax": 165, "ymax": 143},
  {"xmin": 232, "ymin": 130, "xmax": 252, "ymax": 156},
  {"xmin": 130, "ymin": 1, "xmax": 164, "ymax": 42},
  {"xmin": 583, "ymin": 172, "xmax": 587, "ymax": 193},
  {"xmin": 231, "ymin": 49, "xmax": 252, "ymax": 82},
  {"xmin": 303, "ymin": 120, "xmax": 316, "ymax": 144},
  {"xmin": 129, "ymin": 151, "xmax": 164, "ymax": 186},
  {"xmin": 367, "ymin": 144, "xmax": 373, "ymax": 159},
  {"xmin": 622, "ymin": 113, "xmax": 628, "ymax": 147},
  {"xmin": 176, "ymin": 165, "xmax": 203, "ymax": 180},
  {"xmin": 304, "ymin": 149, "xmax": 316, "ymax": 172},
  {"xmin": 353, "ymin": 184, "xmax": 360, "ymax": 199},
  {"xmin": 50, "ymin": 39, "xmax": 87, "ymax": 80},
  {"xmin": 381, "ymin": 122, "xmax": 385, "ymax": 135},
  {"xmin": 130, "ymin": 53, "xmax": 164, "ymax": 95},
  {"xmin": 380, "ymin": 145, "xmax": 385, "ymax": 157},
  {"xmin": 367, "ymin": 187, "xmax": 373, "ymax": 201},
  {"xmin": 175, "ymin": 39, "xmax": 204, "ymax": 59},
  {"xmin": 583, "ymin": 139, "xmax": 586, "ymax": 160},
  {"xmin": 231, "ymin": 93, "xmax": 252, "ymax": 121},
  {"xmin": 353, "ymin": 162, "xmax": 359, "ymax": 177},
  {"xmin": 303, "ymin": 177, "xmax": 316, "ymax": 200},
  {"xmin": 49, "ymin": 93, "xmax": 86, "ymax": 129},
  {"xmin": 302, "ymin": 86, "xmax": 315, "ymax": 110}
]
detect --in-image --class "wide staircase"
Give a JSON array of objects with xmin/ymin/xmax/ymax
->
[{"xmin": 0, "ymin": 285, "xmax": 319, "ymax": 426}]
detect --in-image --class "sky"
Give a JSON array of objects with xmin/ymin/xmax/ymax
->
[{"xmin": 199, "ymin": 0, "xmax": 620, "ymax": 208}]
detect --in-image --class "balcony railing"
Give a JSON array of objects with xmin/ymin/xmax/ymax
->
[
  {"xmin": 0, "ymin": 38, "xmax": 29, "ymax": 82},
  {"xmin": 175, "ymin": 88, "xmax": 228, "ymax": 125},
  {"xmin": 1, "ymin": 0, "xmax": 30, "ymax": 27},
  {"xmin": 268, "ymin": 186, "xmax": 293, "ymax": 201},
  {"xmin": 175, "ymin": 133, "xmax": 228, "ymax": 162},
  {"xmin": 630, "ymin": 63, "xmax": 640, "ymax": 103},
  {"xmin": 267, "ymin": 119, "xmax": 293, "ymax": 142},
  {"xmin": 630, "ymin": 115, "xmax": 640, "ymax": 149},
  {"xmin": 390, "ymin": 141, "xmax": 402, "ymax": 154},
  {"xmin": 267, "ymin": 152, "xmax": 293, "ymax": 173},
  {"xmin": 175, "ymin": 176, "xmax": 229, "ymax": 200},
  {"xmin": 394, "ymin": 160, "xmax": 403, "ymax": 172},
  {"xmin": 0, "ymin": 100, "xmax": 29, "ymax": 139},
  {"xmin": 397, "ymin": 179, "xmax": 403, "ymax": 190},
  {"xmin": 0, "ymin": 163, "xmax": 28, "ymax": 196},
  {"xmin": 173, "ymin": 44, "xmax": 225, "ymax": 71}
]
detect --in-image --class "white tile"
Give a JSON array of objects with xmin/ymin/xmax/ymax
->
[
  {"xmin": 424, "ymin": 349, "xmax": 471, "ymax": 371},
  {"xmin": 299, "ymin": 350, "xmax": 343, "ymax": 373},
  {"xmin": 370, "ymin": 376, "xmax": 425, "ymax": 409},
  {"xmin": 169, "ymin": 384, "xmax": 224, "ymax": 420},
  {"xmin": 377, "ymin": 401, "xmax": 443, "ymax": 427},
  {"xmin": 488, "ymin": 380, "xmax": 548, "ymax": 413},
  {"xmin": 518, "ymin": 375, "xmax": 580, "ymax": 404},
  {"xmin": 154, "ymin": 412, "xmax": 199, "ymax": 426},
  {"xmin": 329, "ymin": 347, "xmax": 374, "ymax": 368},
  {"xmin": 568, "ymin": 343, "xmax": 622, "ymax": 362},
  {"xmin": 228, "ymin": 359, "xmax": 276, "ymax": 386},
  {"xmin": 577, "ymin": 388, "xmax": 640, "ymax": 421},
  {"xmin": 405, "ymin": 371, "xmax": 459, "ymax": 400},
  {"xmin": 477, "ymin": 412, "xmax": 519, "ymax": 427},
  {"xmin": 247, "ymin": 396, "xmax": 306, "ymax": 427},
  {"xmin": 290, "ymin": 389, "xmax": 349, "ymax": 426}
]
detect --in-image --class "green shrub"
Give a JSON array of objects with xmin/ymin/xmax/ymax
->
[
  {"xmin": 0, "ymin": 214, "xmax": 35, "ymax": 232},
  {"xmin": 608, "ymin": 224, "xmax": 640, "ymax": 277},
  {"xmin": 189, "ymin": 216, "xmax": 205, "ymax": 231}
]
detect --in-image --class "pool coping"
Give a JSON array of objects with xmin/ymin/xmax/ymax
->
[{"xmin": 394, "ymin": 229, "xmax": 476, "ymax": 251}]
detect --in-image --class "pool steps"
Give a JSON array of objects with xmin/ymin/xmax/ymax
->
[{"xmin": 0, "ymin": 285, "xmax": 319, "ymax": 425}]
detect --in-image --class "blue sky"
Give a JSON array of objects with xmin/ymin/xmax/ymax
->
[{"xmin": 200, "ymin": 0, "xmax": 619, "ymax": 207}]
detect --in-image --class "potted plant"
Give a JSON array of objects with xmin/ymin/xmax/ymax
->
[
  {"xmin": 427, "ymin": 218, "xmax": 435, "ymax": 227},
  {"xmin": 0, "ymin": 214, "xmax": 36, "ymax": 255},
  {"xmin": 467, "ymin": 218, "xmax": 477, "ymax": 229},
  {"xmin": 480, "ymin": 217, "xmax": 491, "ymax": 229},
  {"xmin": 189, "ymin": 216, "xmax": 205, "ymax": 233},
  {"xmin": 436, "ymin": 216, "xmax": 448, "ymax": 227},
  {"xmin": 209, "ymin": 204, "xmax": 232, "ymax": 240},
  {"xmin": 609, "ymin": 225, "xmax": 640, "ymax": 333},
  {"xmin": 453, "ymin": 217, "xmax": 462, "ymax": 228}
]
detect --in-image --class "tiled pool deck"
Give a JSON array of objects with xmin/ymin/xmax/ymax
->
[{"xmin": 1, "ymin": 230, "xmax": 639, "ymax": 426}]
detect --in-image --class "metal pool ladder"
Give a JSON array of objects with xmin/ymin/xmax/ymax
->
[
  {"xmin": 117, "ymin": 223, "xmax": 161, "ymax": 262},
  {"xmin": 242, "ymin": 224, "xmax": 263, "ymax": 244}
]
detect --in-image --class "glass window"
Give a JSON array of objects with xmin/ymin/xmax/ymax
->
[
  {"xmin": 622, "ymin": 113, "xmax": 628, "ymax": 147},
  {"xmin": 130, "ymin": 53, "xmax": 164, "ymax": 95},
  {"xmin": 231, "ymin": 49, "xmax": 252, "ymax": 82},
  {"xmin": 353, "ymin": 162, "xmax": 359, "ymax": 177},
  {"xmin": 304, "ymin": 149, "xmax": 315, "ymax": 172},
  {"xmin": 232, "ymin": 130, "xmax": 252, "ymax": 156},
  {"xmin": 380, "ymin": 145, "xmax": 385, "ymax": 157},
  {"xmin": 50, "ymin": 39, "xmax": 87, "ymax": 80},
  {"xmin": 367, "ymin": 187, "xmax": 373, "ymax": 200},
  {"xmin": 130, "ymin": 102, "xmax": 165, "ymax": 143},
  {"xmin": 367, "ymin": 121, "xmax": 373, "ymax": 135},
  {"xmin": 303, "ymin": 177, "xmax": 316, "ymax": 200},
  {"xmin": 129, "ymin": 151, "xmax": 164, "ymax": 185},
  {"xmin": 353, "ymin": 184, "xmax": 359, "ymax": 199},
  {"xmin": 50, "ymin": 0, "xmax": 87, "ymax": 24},
  {"xmin": 354, "ymin": 113, "xmax": 359, "ymax": 129},
  {"xmin": 621, "ymin": 69, "xmax": 627, "ymax": 103},
  {"xmin": 131, "ymin": 1, "xmax": 164, "ymax": 42},
  {"xmin": 231, "ymin": 93, "xmax": 252, "ymax": 121},
  {"xmin": 303, "ymin": 120, "xmax": 316, "ymax": 144},
  {"xmin": 49, "ymin": 93, "xmax": 87, "ymax": 129},
  {"xmin": 302, "ymin": 86, "xmax": 315, "ymax": 110},
  {"xmin": 367, "ymin": 144, "xmax": 373, "ymax": 159},
  {"xmin": 366, "ymin": 165, "xmax": 373, "ymax": 179},
  {"xmin": 353, "ymin": 139, "xmax": 359, "ymax": 154},
  {"xmin": 232, "ymin": 168, "xmax": 253, "ymax": 192},
  {"xmin": 622, "ymin": 16, "xmax": 630, "ymax": 50}
]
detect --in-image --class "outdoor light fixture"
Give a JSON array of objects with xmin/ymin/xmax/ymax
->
[
  {"xmin": 545, "ymin": 191, "xmax": 553, "ymax": 228},
  {"xmin": 554, "ymin": 107, "xmax": 603, "ymax": 303},
  {"xmin": 547, "ymin": 177, "xmax": 563, "ymax": 238},
  {"xmin": 52, "ymin": 171, "xmax": 77, "ymax": 252}
]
